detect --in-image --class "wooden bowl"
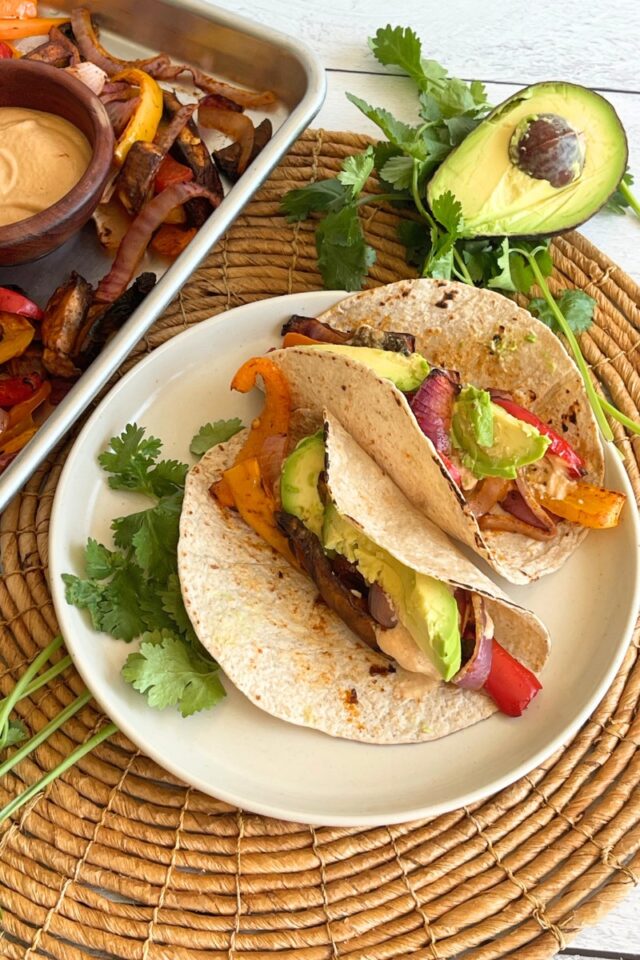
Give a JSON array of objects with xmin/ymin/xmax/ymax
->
[{"xmin": 0, "ymin": 60, "xmax": 114, "ymax": 265}]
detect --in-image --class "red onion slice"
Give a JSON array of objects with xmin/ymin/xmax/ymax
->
[
  {"xmin": 410, "ymin": 368, "xmax": 460, "ymax": 457},
  {"xmin": 72, "ymin": 7, "xmax": 170, "ymax": 76},
  {"xmin": 501, "ymin": 473, "xmax": 556, "ymax": 532},
  {"xmin": 94, "ymin": 183, "xmax": 220, "ymax": 304},
  {"xmin": 258, "ymin": 433, "xmax": 288, "ymax": 501},
  {"xmin": 467, "ymin": 477, "xmax": 512, "ymax": 518},
  {"xmin": 453, "ymin": 594, "xmax": 493, "ymax": 689}
]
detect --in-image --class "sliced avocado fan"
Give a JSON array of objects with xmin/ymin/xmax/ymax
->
[{"xmin": 427, "ymin": 81, "xmax": 628, "ymax": 237}]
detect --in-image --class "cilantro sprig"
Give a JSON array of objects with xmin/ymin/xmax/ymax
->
[
  {"xmin": 63, "ymin": 422, "xmax": 243, "ymax": 716},
  {"xmin": 281, "ymin": 22, "xmax": 640, "ymax": 440}
]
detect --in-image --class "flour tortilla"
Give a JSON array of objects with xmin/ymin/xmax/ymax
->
[
  {"xmin": 178, "ymin": 413, "xmax": 549, "ymax": 744},
  {"xmin": 270, "ymin": 278, "xmax": 604, "ymax": 584}
]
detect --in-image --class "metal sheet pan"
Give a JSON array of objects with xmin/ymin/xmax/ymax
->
[{"xmin": 0, "ymin": 0, "xmax": 325, "ymax": 511}]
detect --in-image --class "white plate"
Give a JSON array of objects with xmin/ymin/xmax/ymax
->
[{"xmin": 49, "ymin": 291, "xmax": 640, "ymax": 826}]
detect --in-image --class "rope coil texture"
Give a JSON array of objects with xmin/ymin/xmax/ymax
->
[{"xmin": 0, "ymin": 129, "xmax": 638, "ymax": 960}]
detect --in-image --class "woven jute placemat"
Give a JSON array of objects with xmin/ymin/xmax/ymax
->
[{"xmin": 1, "ymin": 129, "xmax": 639, "ymax": 960}]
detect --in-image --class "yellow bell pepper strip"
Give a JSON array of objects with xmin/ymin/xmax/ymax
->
[
  {"xmin": 0, "ymin": 16, "xmax": 68, "ymax": 39},
  {"xmin": 221, "ymin": 457, "xmax": 296, "ymax": 565},
  {"xmin": 109, "ymin": 68, "xmax": 163, "ymax": 166},
  {"xmin": 212, "ymin": 356, "xmax": 291, "ymax": 507},
  {"xmin": 539, "ymin": 481, "xmax": 626, "ymax": 529},
  {"xmin": 0, "ymin": 313, "xmax": 35, "ymax": 364}
]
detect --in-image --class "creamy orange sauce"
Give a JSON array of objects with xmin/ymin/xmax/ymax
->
[{"xmin": 0, "ymin": 107, "xmax": 91, "ymax": 227}]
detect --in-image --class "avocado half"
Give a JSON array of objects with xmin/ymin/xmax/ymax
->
[{"xmin": 427, "ymin": 81, "xmax": 628, "ymax": 237}]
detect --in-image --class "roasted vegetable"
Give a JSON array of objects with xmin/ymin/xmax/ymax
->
[
  {"xmin": 163, "ymin": 89, "xmax": 223, "ymax": 225},
  {"xmin": 0, "ymin": 314, "xmax": 35, "ymax": 364},
  {"xmin": 214, "ymin": 118, "xmax": 273, "ymax": 182},
  {"xmin": 73, "ymin": 272, "xmax": 156, "ymax": 368},
  {"xmin": 116, "ymin": 140, "xmax": 165, "ymax": 214},
  {"xmin": 110, "ymin": 67, "xmax": 163, "ymax": 166},
  {"xmin": 41, "ymin": 273, "xmax": 93, "ymax": 378},
  {"xmin": 539, "ymin": 481, "xmax": 626, "ymax": 529}
]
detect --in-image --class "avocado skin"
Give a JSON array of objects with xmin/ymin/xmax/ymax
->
[{"xmin": 427, "ymin": 81, "xmax": 629, "ymax": 238}]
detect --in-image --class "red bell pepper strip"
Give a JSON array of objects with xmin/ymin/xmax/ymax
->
[
  {"xmin": 491, "ymin": 396, "xmax": 585, "ymax": 478},
  {"xmin": 154, "ymin": 155, "xmax": 194, "ymax": 193},
  {"xmin": 483, "ymin": 639, "xmax": 542, "ymax": 717},
  {"xmin": 0, "ymin": 287, "xmax": 44, "ymax": 321},
  {"xmin": 440, "ymin": 453, "xmax": 462, "ymax": 488},
  {"xmin": 0, "ymin": 373, "xmax": 43, "ymax": 408},
  {"xmin": 0, "ymin": 40, "xmax": 12, "ymax": 58}
]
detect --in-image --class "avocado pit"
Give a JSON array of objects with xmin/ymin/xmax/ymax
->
[{"xmin": 509, "ymin": 113, "xmax": 585, "ymax": 188}]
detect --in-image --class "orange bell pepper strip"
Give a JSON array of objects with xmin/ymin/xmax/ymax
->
[
  {"xmin": 282, "ymin": 332, "xmax": 322, "ymax": 348},
  {"xmin": 222, "ymin": 458, "xmax": 296, "ymax": 565},
  {"xmin": 0, "ymin": 424, "xmax": 37, "ymax": 455},
  {"xmin": 539, "ymin": 481, "xmax": 626, "ymax": 529},
  {"xmin": 0, "ymin": 313, "xmax": 35, "ymax": 364},
  {"xmin": 0, "ymin": 16, "xmax": 69, "ymax": 39},
  {"xmin": 213, "ymin": 357, "xmax": 291, "ymax": 506}
]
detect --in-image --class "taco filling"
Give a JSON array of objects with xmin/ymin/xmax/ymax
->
[
  {"xmin": 280, "ymin": 313, "xmax": 626, "ymax": 541},
  {"xmin": 205, "ymin": 355, "xmax": 546, "ymax": 721}
]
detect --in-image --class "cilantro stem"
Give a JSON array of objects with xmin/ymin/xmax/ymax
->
[
  {"xmin": 619, "ymin": 179, "xmax": 640, "ymax": 221},
  {"xmin": 0, "ymin": 655, "xmax": 72, "ymax": 713},
  {"xmin": 0, "ymin": 720, "xmax": 117, "ymax": 826},
  {"xmin": 410, "ymin": 161, "xmax": 436, "ymax": 229},
  {"xmin": 452, "ymin": 248, "xmax": 474, "ymax": 286},
  {"xmin": 599, "ymin": 397, "xmax": 640, "ymax": 436},
  {"xmin": 0, "ymin": 690, "xmax": 92, "ymax": 780},
  {"xmin": 522, "ymin": 253, "xmax": 614, "ymax": 443},
  {"xmin": 0, "ymin": 636, "xmax": 64, "ymax": 749}
]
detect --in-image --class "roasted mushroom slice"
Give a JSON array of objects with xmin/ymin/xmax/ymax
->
[
  {"xmin": 73, "ymin": 272, "xmax": 156, "ymax": 368},
  {"xmin": 214, "ymin": 118, "xmax": 273, "ymax": 182},
  {"xmin": 163, "ymin": 90, "xmax": 223, "ymax": 226},
  {"xmin": 116, "ymin": 140, "xmax": 165, "ymax": 215},
  {"xmin": 41, "ymin": 273, "xmax": 93, "ymax": 378},
  {"xmin": 276, "ymin": 511, "xmax": 379, "ymax": 650}
]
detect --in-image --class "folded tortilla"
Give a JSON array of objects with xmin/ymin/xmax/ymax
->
[
  {"xmin": 178, "ymin": 412, "xmax": 550, "ymax": 744},
  {"xmin": 270, "ymin": 278, "xmax": 604, "ymax": 584}
]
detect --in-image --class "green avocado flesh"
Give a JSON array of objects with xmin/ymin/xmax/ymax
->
[
  {"xmin": 427, "ymin": 81, "xmax": 628, "ymax": 236},
  {"xmin": 322, "ymin": 503, "xmax": 461, "ymax": 681},
  {"xmin": 452, "ymin": 389, "xmax": 550, "ymax": 479},
  {"xmin": 302, "ymin": 344, "xmax": 430, "ymax": 392},
  {"xmin": 280, "ymin": 431, "xmax": 325, "ymax": 537}
]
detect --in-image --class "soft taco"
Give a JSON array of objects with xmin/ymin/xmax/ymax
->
[
  {"xmin": 270, "ymin": 279, "xmax": 626, "ymax": 584},
  {"xmin": 179, "ymin": 401, "xmax": 550, "ymax": 744}
]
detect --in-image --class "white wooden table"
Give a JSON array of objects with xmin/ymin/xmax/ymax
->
[{"xmin": 214, "ymin": 2, "xmax": 640, "ymax": 954}]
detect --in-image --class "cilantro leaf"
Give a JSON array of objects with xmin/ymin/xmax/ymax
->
[
  {"xmin": 281, "ymin": 180, "xmax": 349, "ymax": 221},
  {"xmin": 145, "ymin": 460, "xmax": 188, "ymax": 497},
  {"xmin": 431, "ymin": 191, "xmax": 464, "ymax": 236},
  {"xmin": 62, "ymin": 573, "xmax": 107, "ymax": 631},
  {"xmin": 397, "ymin": 220, "xmax": 430, "ymax": 268},
  {"xmin": 122, "ymin": 630, "xmax": 226, "ymax": 717},
  {"xmin": 2, "ymin": 719, "xmax": 28, "ymax": 750},
  {"xmin": 100, "ymin": 564, "xmax": 149, "ymax": 641},
  {"xmin": 423, "ymin": 227, "xmax": 455, "ymax": 280},
  {"xmin": 337, "ymin": 146, "xmax": 375, "ymax": 197},
  {"xmin": 190, "ymin": 418, "xmax": 244, "ymax": 457},
  {"xmin": 379, "ymin": 155, "xmax": 415, "ymax": 190},
  {"xmin": 85, "ymin": 538, "xmax": 123, "ymax": 579},
  {"xmin": 529, "ymin": 289, "xmax": 596, "ymax": 335},
  {"xmin": 346, "ymin": 94, "xmax": 427, "ymax": 160},
  {"xmin": 315, "ymin": 205, "xmax": 376, "ymax": 291},
  {"xmin": 160, "ymin": 573, "xmax": 194, "ymax": 635},
  {"xmin": 112, "ymin": 491, "xmax": 182, "ymax": 582},
  {"xmin": 98, "ymin": 423, "xmax": 162, "ymax": 494},
  {"xmin": 605, "ymin": 170, "xmax": 635, "ymax": 215},
  {"xmin": 487, "ymin": 237, "xmax": 517, "ymax": 292},
  {"xmin": 368, "ymin": 25, "xmax": 425, "ymax": 87}
]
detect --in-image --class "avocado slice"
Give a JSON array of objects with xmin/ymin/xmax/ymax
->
[
  {"xmin": 280, "ymin": 431, "xmax": 325, "ymax": 537},
  {"xmin": 427, "ymin": 81, "xmax": 628, "ymax": 236},
  {"xmin": 451, "ymin": 388, "xmax": 550, "ymax": 479},
  {"xmin": 301, "ymin": 344, "xmax": 430, "ymax": 392},
  {"xmin": 322, "ymin": 504, "xmax": 461, "ymax": 681}
]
